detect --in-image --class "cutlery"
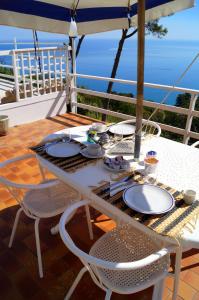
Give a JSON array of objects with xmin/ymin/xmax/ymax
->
[
  {"xmin": 110, "ymin": 181, "xmax": 136, "ymax": 196},
  {"xmin": 102, "ymin": 174, "xmax": 134, "ymax": 194}
]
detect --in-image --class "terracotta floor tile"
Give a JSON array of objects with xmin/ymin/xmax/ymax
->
[
  {"xmin": 193, "ymin": 291, "xmax": 199, "ymax": 300},
  {"xmin": 0, "ymin": 250, "xmax": 22, "ymax": 274},
  {"xmin": 163, "ymin": 286, "xmax": 172, "ymax": 300},
  {"xmin": 165, "ymin": 276, "xmax": 174, "ymax": 290},
  {"xmin": 15, "ymin": 269, "xmax": 40, "ymax": 299},
  {"xmin": 182, "ymin": 271, "xmax": 199, "ymax": 291},
  {"xmin": 0, "ymin": 218, "xmax": 11, "ymax": 238},
  {"xmin": 0, "ymin": 188, "xmax": 12, "ymax": 201},
  {"xmin": 29, "ymin": 290, "xmax": 51, "ymax": 300},
  {"xmin": 0, "ymin": 269, "xmax": 14, "ymax": 297},
  {"xmin": 177, "ymin": 280, "xmax": 197, "ymax": 300},
  {"xmin": 167, "ymin": 296, "xmax": 184, "ymax": 300}
]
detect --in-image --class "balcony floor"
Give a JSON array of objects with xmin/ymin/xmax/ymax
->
[{"xmin": 0, "ymin": 113, "xmax": 199, "ymax": 300}]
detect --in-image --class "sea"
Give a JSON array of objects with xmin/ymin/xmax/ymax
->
[{"xmin": 0, "ymin": 38, "xmax": 199, "ymax": 105}]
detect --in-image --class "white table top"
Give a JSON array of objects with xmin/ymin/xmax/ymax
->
[
  {"xmin": 44, "ymin": 125, "xmax": 199, "ymax": 198},
  {"xmin": 38, "ymin": 125, "xmax": 199, "ymax": 242}
]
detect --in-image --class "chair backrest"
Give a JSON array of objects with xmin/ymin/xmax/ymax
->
[
  {"xmin": 119, "ymin": 119, "xmax": 161, "ymax": 138},
  {"xmin": 191, "ymin": 141, "xmax": 199, "ymax": 148},
  {"xmin": 59, "ymin": 200, "xmax": 173, "ymax": 290},
  {"xmin": 0, "ymin": 153, "xmax": 60, "ymax": 216}
]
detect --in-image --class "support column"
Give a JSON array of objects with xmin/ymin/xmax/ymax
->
[{"xmin": 12, "ymin": 50, "xmax": 20, "ymax": 102}]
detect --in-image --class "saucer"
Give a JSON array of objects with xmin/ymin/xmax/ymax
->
[{"xmin": 80, "ymin": 148, "xmax": 105, "ymax": 158}]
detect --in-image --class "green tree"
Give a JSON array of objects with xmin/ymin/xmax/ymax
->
[
  {"xmin": 101, "ymin": 20, "xmax": 168, "ymax": 121},
  {"xmin": 175, "ymin": 93, "xmax": 199, "ymax": 135},
  {"xmin": 0, "ymin": 59, "xmax": 13, "ymax": 80},
  {"xmin": 176, "ymin": 93, "xmax": 199, "ymax": 110}
]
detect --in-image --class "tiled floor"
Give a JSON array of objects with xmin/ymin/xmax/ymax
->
[{"xmin": 0, "ymin": 113, "xmax": 199, "ymax": 300}]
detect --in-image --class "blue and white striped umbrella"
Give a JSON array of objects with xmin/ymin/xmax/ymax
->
[{"xmin": 0, "ymin": 0, "xmax": 195, "ymax": 35}]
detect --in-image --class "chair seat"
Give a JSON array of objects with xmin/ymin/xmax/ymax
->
[
  {"xmin": 180, "ymin": 219, "xmax": 199, "ymax": 250},
  {"xmin": 89, "ymin": 226, "xmax": 170, "ymax": 294},
  {"xmin": 23, "ymin": 180, "xmax": 80, "ymax": 218}
]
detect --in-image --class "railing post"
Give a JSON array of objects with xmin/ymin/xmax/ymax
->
[
  {"xmin": 65, "ymin": 46, "xmax": 71, "ymax": 112},
  {"xmin": 12, "ymin": 50, "xmax": 20, "ymax": 102},
  {"xmin": 70, "ymin": 38, "xmax": 77, "ymax": 113},
  {"xmin": 14, "ymin": 37, "xmax": 17, "ymax": 49},
  {"xmin": 183, "ymin": 93, "xmax": 198, "ymax": 144}
]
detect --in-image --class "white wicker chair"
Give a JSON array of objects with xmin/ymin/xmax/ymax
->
[
  {"xmin": 118, "ymin": 118, "xmax": 161, "ymax": 138},
  {"xmin": 191, "ymin": 141, "xmax": 199, "ymax": 148},
  {"xmin": 0, "ymin": 153, "xmax": 92, "ymax": 278},
  {"xmin": 59, "ymin": 200, "xmax": 177, "ymax": 300}
]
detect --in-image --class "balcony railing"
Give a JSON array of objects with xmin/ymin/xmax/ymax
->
[
  {"xmin": 0, "ymin": 46, "xmax": 68, "ymax": 102},
  {"xmin": 0, "ymin": 46, "xmax": 198, "ymax": 145},
  {"xmin": 69, "ymin": 73, "xmax": 199, "ymax": 145}
]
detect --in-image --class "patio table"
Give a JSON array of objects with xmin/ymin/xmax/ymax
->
[
  {"xmin": 33, "ymin": 124, "xmax": 199, "ymax": 299},
  {"xmin": 33, "ymin": 124, "xmax": 199, "ymax": 241}
]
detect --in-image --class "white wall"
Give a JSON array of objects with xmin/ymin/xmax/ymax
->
[{"xmin": 0, "ymin": 91, "xmax": 68, "ymax": 127}]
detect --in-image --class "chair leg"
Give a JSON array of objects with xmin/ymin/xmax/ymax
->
[
  {"xmin": 85, "ymin": 205, "xmax": 93, "ymax": 240},
  {"xmin": 105, "ymin": 289, "xmax": 112, "ymax": 300},
  {"xmin": 172, "ymin": 246, "xmax": 182, "ymax": 300},
  {"xmin": 65, "ymin": 266, "xmax": 87, "ymax": 300},
  {"xmin": 34, "ymin": 218, "xmax": 44, "ymax": 278},
  {"xmin": 8, "ymin": 207, "xmax": 23, "ymax": 248},
  {"xmin": 152, "ymin": 279, "xmax": 165, "ymax": 300},
  {"xmin": 38, "ymin": 162, "xmax": 46, "ymax": 181}
]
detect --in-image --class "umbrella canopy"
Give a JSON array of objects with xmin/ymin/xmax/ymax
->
[
  {"xmin": 0, "ymin": 0, "xmax": 194, "ymax": 35},
  {"xmin": 0, "ymin": 0, "xmax": 195, "ymax": 159}
]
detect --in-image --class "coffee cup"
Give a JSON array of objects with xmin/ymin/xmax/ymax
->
[
  {"xmin": 87, "ymin": 144, "xmax": 102, "ymax": 156},
  {"xmin": 183, "ymin": 189, "xmax": 196, "ymax": 205}
]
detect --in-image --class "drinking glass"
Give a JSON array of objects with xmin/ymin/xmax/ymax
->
[{"xmin": 64, "ymin": 129, "xmax": 71, "ymax": 142}]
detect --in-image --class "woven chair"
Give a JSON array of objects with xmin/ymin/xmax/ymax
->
[
  {"xmin": 0, "ymin": 153, "xmax": 93, "ymax": 278},
  {"xmin": 59, "ymin": 200, "xmax": 177, "ymax": 300},
  {"xmin": 118, "ymin": 118, "xmax": 161, "ymax": 138},
  {"xmin": 191, "ymin": 141, "xmax": 199, "ymax": 148}
]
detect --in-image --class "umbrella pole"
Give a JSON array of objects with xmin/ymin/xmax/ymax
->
[{"xmin": 134, "ymin": 0, "xmax": 146, "ymax": 160}]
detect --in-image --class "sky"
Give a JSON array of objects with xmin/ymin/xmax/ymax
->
[{"xmin": 0, "ymin": 1, "xmax": 199, "ymax": 42}]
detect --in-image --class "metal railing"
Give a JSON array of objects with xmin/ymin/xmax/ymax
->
[
  {"xmin": 70, "ymin": 73, "xmax": 199, "ymax": 145},
  {"xmin": 0, "ymin": 46, "xmax": 198, "ymax": 145}
]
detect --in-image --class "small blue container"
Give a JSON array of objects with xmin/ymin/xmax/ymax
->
[{"xmin": 146, "ymin": 151, "xmax": 157, "ymax": 158}]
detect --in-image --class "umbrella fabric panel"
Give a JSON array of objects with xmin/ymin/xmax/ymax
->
[{"xmin": 0, "ymin": 0, "xmax": 195, "ymax": 35}]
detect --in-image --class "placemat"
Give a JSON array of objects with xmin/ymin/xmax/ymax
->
[
  {"xmin": 93, "ymin": 172, "xmax": 199, "ymax": 238},
  {"xmin": 30, "ymin": 140, "xmax": 101, "ymax": 173}
]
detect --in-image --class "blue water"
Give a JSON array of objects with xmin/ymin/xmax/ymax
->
[
  {"xmin": 76, "ymin": 39, "xmax": 199, "ymax": 105},
  {"xmin": 1, "ymin": 39, "xmax": 199, "ymax": 105}
]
